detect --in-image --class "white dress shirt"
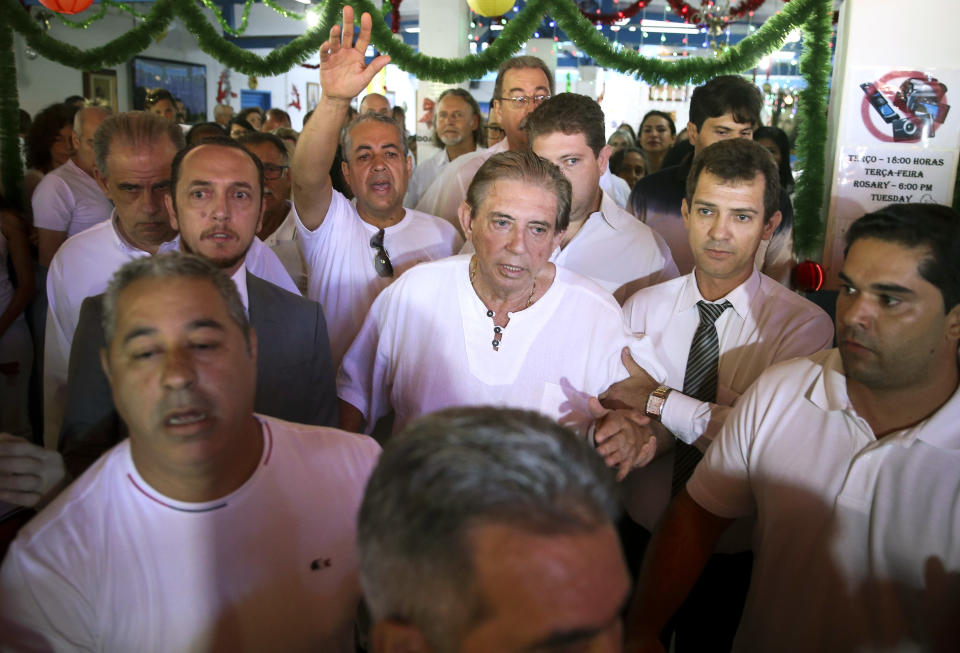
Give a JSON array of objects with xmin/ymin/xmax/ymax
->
[
  {"xmin": 689, "ymin": 349, "xmax": 960, "ymax": 652},
  {"xmin": 599, "ymin": 168, "xmax": 631, "ymax": 209},
  {"xmin": 403, "ymin": 148, "xmax": 451, "ymax": 209},
  {"xmin": 553, "ymin": 191, "xmax": 679, "ymax": 303},
  {"xmin": 261, "ymin": 204, "xmax": 307, "ymax": 295},
  {"xmin": 32, "ymin": 159, "xmax": 113, "ymax": 237},
  {"xmin": 414, "ymin": 140, "xmax": 509, "ymax": 229},
  {"xmin": 620, "ymin": 268, "xmax": 833, "ymax": 537}
]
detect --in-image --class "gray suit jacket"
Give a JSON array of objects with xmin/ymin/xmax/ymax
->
[{"xmin": 59, "ymin": 272, "xmax": 338, "ymax": 477}]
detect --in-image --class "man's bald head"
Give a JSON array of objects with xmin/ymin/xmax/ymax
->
[{"xmin": 360, "ymin": 93, "xmax": 391, "ymax": 116}]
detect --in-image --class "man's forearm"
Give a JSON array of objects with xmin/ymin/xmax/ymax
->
[{"xmin": 625, "ymin": 490, "xmax": 732, "ymax": 648}]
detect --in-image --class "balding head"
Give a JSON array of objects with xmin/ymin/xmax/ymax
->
[
  {"xmin": 73, "ymin": 106, "xmax": 111, "ymax": 174},
  {"xmin": 360, "ymin": 93, "xmax": 391, "ymax": 116}
]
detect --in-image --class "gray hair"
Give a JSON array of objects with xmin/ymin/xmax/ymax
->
[
  {"xmin": 358, "ymin": 407, "xmax": 619, "ymax": 650},
  {"xmin": 102, "ymin": 252, "xmax": 250, "ymax": 348},
  {"xmin": 339, "ymin": 112, "xmax": 409, "ymax": 161},
  {"xmin": 93, "ymin": 111, "xmax": 186, "ymax": 179},
  {"xmin": 236, "ymin": 131, "xmax": 290, "ymax": 165},
  {"xmin": 73, "ymin": 105, "xmax": 111, "ymax": 138},
  {"xmin": 465, "ymin": 150, "xmax": 572, "ymax": 231}
]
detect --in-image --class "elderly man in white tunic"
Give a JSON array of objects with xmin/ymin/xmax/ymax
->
[{"xmin": 336, "ymin": 82, "xmax": 660, "ymax": 475}]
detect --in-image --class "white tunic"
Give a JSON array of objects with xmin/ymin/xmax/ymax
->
[
  {"xmin": 0, "ymin": 416, "xmax": 380, "ymax": 653},
  {"xmin": 294, "ymin": 191, "xmax": 461, "ymax": 369},
  {"xmin": 338, "ymin": 255, "xmax": 637, "ymax": 437},
  {"xmin": 689, "ymin": 350, "xmax": 960, "ymax": 652},
  {"xmin": 31, "ymin": 159, "xmax": 113, "ymax": 237}
]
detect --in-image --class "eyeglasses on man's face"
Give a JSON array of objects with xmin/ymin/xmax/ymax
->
[
  {"xmin": 262, "ymin": 163, "xmax": 289, "ymax": 180},
  {"xmin": 495, "ymin": 95, "xmax": 552, "ymax": 110}
]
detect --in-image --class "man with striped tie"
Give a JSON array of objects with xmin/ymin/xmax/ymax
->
[{"xmin": 600, "ymin": 138, "xmax": 833, "ymax": 652}]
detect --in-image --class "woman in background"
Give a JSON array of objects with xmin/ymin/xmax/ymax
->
[
  {"xmin": 607, "ymin": 129, "xmax": 635, "ymax": 153},
  {"xmin": 23, "ymin": 103, "xmax": 77, "ymax": 202},
  {"xmin": 637, "ymin": 110, "xmax": 676, "ymax": 175},
  {"xmin": 609, "ymin": 147, "xmax": 648, "ymax": 193},
  {"xmin": 754, "ymin": 125, "xmax": 795, "ymax": 195}
]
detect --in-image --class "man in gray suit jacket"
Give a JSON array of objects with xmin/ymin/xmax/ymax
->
[
  {"xmin": 58, "ymin": 138, "xmax": 338, "ymax": 476},
  {"xmin": 0, "ymin": 138, "xmax": 338, "ymax": 504},
  {"xmin": 59, "ymin": 271, "xmax": 337, "ymax": 476}
]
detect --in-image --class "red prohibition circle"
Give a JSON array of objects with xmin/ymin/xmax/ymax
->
[{"xmin": 860, "ymin": 69, "xmax": 947, "ymax": 143}]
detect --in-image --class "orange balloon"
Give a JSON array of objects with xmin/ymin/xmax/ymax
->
[{"xmin": 39, "ymin": 0, "xmax": 94, "ymax": 15}]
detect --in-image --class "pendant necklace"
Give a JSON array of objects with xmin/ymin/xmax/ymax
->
[{"xmin": 469, "ymin": 257, "xmax": 536, "ymax": 351}]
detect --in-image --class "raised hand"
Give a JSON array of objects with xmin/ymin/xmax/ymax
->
[{"xmin": 320, "ymin": 5, "xmax": 391, "ymax": 102}]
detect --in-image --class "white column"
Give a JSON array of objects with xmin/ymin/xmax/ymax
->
[
  {"xmin": 414, "ymin": 0, "xmax": 470, "ymax": 163},
  {"xmin": 821, "ymin": 0, "xmax": 960, "ymax": 286}
]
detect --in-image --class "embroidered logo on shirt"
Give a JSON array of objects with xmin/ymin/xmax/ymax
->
[{"xmin": 310, "ymin": 558, "xmax": 333, "ymax": 571}]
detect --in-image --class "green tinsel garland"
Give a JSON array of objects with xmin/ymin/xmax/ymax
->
[
  {"xmin": 198, "ymin": 0, "xmax": 257, "ymax": 37},
  {"xmin": 790, "ymin": 0, "xmax": 833, "ymax": 257},
  {"xmin": 55, "ymin": 0, "xmax": 149, "ymax": 30},
  {"xmin": 0, "ymin": 0, "xmax": 832, "ymax": 252}
]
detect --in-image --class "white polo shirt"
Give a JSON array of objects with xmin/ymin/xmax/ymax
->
[
  {"xmin": 294, "ymin": 190, "xmax": 461, "ymax": 369},
  {"xmin": 688, "ymin": 349, "xmax": 960, "ymax": 652},
  {"xmin": 553, "ymin": 191, "xmax": 679, "ymax": 303},
  {"xmin": 32, "ymin": 159, "xmax": 113, "ymax": 237},
  {"xmin": 620, "ymin": 268, "xmax": 833, "ymax": 538}
]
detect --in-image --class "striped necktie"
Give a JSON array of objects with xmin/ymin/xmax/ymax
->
[{"xmin": 671, "ymin": 300, "xmax": 732, "ymax": 496}]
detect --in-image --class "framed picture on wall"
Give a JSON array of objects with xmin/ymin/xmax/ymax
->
[
  {"xmin": 83, "ymin": 69, "xmax": 118, "ymax": 113},
  {"xmin": 307, "ymin": 82, "xmax": 320, "ymax": 111},
  {"xmin": 130, "ymin": 56, "xmax": 207, "ymax": 123}
]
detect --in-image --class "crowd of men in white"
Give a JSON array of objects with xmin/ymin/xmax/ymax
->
[{"xmin": 0, "ymin": 7, "xmax": 958, "ymax": 652}]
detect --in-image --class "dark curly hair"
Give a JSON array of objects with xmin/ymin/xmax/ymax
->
[{"xmin": 25, "ymin": 103, "xmax": 78, "ymax": 172}]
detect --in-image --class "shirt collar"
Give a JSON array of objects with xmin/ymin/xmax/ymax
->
[
  {"xmin": 806, "ymin": 349, "xmax": 960, "ymax": 450},
  {"xmin": 111, "ymin": 211, "xmax": 177, "ymax": 256},
  {"xmin": 676, "ymin": 267, "xmax": 761, "ymax": 319},
  {"xmin": 230, "ymin": 263, "xmax": 250, "ymax": 315}
]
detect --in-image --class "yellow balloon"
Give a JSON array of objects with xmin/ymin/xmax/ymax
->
[{"xmin": 467, "ymin": 0, "xmax": 516, "ymax": 18}]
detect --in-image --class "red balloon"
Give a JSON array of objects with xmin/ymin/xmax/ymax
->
[
  {"xmin": 792, "ymin": 260, "xmax": 824, "ymax": 292},
  {"xmin": 39, "ymin": 0, "xmax": 94, "ymax": 15}
]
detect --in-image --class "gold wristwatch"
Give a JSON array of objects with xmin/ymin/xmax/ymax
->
[{"xmin": 645, "ymin": 385, "xmax": 672, "ymax": 421}]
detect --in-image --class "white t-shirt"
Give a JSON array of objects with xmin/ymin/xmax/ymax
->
[
  {"xmin": 31, "ymin": 158, "xmax": 113, "ymax": 237},
  {"xmin": 294, "ymin": 191, "xmax": 461, "ymax": 369},
  {"xmin": 414, "ymin": 140, "xmax": 509, "ymax": 228},
  {"xmin": 619, "ymin": 268, "xmax": 833, "ymax": 537},
  {"xmin": 0, "ymin": 415, "xmax": 380, "ymax": 653},
  {"xmin": 599, "ymin": 168, "xmax": 631, "ymax": 209},
  {"xmin": 688, "ymin": 349, "xmax": 960, "ymax": 652},
  {"xmin": 403, "ymin": 147, "xmax": 451, "ymax": 209},
  {"xmin": 338, "ymin": 254, "xmax": 637, "ymax": 437},
  {"xmin": 43, "ymin": 216, "xmax": 300, "ymax": 448},
  {"xmin": 553, "ymin": 191, "xmax": 679, "ymax": 303}
]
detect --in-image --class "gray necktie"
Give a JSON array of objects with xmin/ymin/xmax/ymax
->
[{"xmin": 671, "ymin": 300, "xmax": 732, "ymax": 496}]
